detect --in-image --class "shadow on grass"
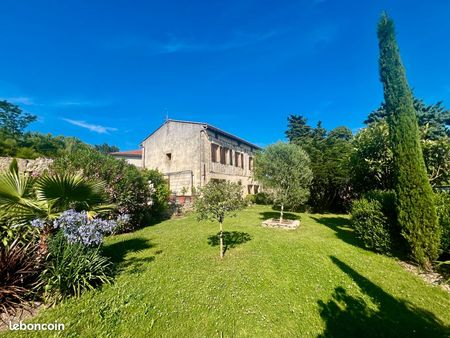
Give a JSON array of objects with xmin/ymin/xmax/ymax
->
[
  {"xmin": 102, "ymin": 238, "xmax": 155, "ymax": 275},
  {"xmin": 318, "ymin": 256, "xmax": 450, "ymax": 337},
  {"xmin": 259, "ymin": 211, "xmax": 299, "ymax": 221},
  {"xmin": 311, "ymin": 216, "xmax": 363, "ymax": 248},
  {"xmin": 207, "ymin": 231, "xmax": 252, "ymax": 255}
]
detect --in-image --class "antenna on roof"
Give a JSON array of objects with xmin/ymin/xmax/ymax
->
[{"xmin": 164, "ymin": 108, "xmax": 169, "ymax": 122}]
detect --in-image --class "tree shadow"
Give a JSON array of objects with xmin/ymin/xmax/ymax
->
[
  {"xmin": 207, "ymin": 231, "xmax": 252, "ymax": 255},
  {"xmin": 102, "ymin": 238, "xmax": 155, "ymax": 275},
  {"xmin": 311, "ymin": 216, "xmax": 363, "ymax": 248},
  {"xmin": 318, "ymin": 256, "xmax": 450, "ymax": 337},
  {"xmin": 259, "ymin": 211, "xmax": 299, "ymax": 221}
]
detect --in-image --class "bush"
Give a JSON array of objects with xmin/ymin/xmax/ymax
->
[
  {"xmin": 244, "ymin": 194, "xmax": 256, "ymax": 205},
  {"xmin": 52, "ymin": 147, "xmax": 152, "ymax": 230},
  {"xmin": 254, "ymin": 192, "xmax": 273, "ymax": 205},
  {"xmin": 39, "ymin": 231, "xmax": 113, "ymax": 304},
  {"xmin": 0, "ymin": 239, "xmax": 42, "ymax": 316},
  {"xmin": 363, "ymin": 189, "xmax": 396, "ymax": 220},
  {"xmin": 141, "ymin": 169, "xmax": 170, "ymax": 217},
  {"xmin": 351, "ymin": 198, "xmax": 392, "ymax": 254},
  {"xmin": 435, "ymin": 192, "xmax": 450, "ymax": 256}
]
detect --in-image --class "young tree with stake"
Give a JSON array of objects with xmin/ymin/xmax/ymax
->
[{"xmin": 194, "ymin": 181, "xmax": 245, "ymax": 259}]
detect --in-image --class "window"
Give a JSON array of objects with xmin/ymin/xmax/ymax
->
[
  {"xmin": 235, "ymin": 152, "xmax": 240, "ymax": 167},
  {"xmin": 254, "ymin": 185, "xmax": 259, "ymax": 194},
  {"xmin": 249, "ymin": 157, "xmax": 254, "ymax": 171},
  {"xmin": 229, "ymin": 149, "xmax": 233, "ymax": 165},
  {"xmin": 247, "ymin": 185, "xmax": 253, "ymax": 194},
  {"xmin": 240, "ymin": 153, "xmax": 244, "ymax": 168},
  {"xmin": 211, "ymin": 144, "xmax": 219, "ymax": 163},
  {"xmin": 220, "ymin": 147, "xmax": 227, "ymax": 165},
  {"xmin": 166, "ymin": 153, "xmax": 172, "ymax": 160}
]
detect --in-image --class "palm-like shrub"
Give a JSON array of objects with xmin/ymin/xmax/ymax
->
[
  {"xmin": 0, "ymin": 160, "xmax": 114, "ymax": 238},
  {"xmin": 0, "ymin": 239, "xmax": 42, "ymax": 316}
]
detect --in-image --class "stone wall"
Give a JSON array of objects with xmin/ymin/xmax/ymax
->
[{"xmin": 0, "ymin": 157, "xmax": 53, "ymax": 175}]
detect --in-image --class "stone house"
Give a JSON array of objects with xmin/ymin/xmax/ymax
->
[
  {"xmin": 110, "ymin": 149, "xmax": 143, "ymax": 168},
  {"xmin": 141, "ymin": 119, "xmax": 261, "ymax": 196}
]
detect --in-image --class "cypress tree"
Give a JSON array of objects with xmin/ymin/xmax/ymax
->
[{"xmin": 377, "ymin": 13, "xmax": 440, "ymax": 268}]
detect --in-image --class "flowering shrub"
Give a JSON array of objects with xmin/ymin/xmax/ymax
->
[
  {"xmin": 52, "ymin": 147, "xmax": 153, "ymax": 229},
  {"xmin": 54, "ymin": 210, "xmax": 116, "ymax": 246},
  {"xmin": 32, "ymin": 210, "xmax": 117, "ymax": 247},
  {"xmin": 113, "ymin": 213, "xmax": 132, "ymax": 234}
]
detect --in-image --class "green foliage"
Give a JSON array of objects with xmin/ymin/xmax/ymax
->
[
  {"xmin": 351, "ymin": 198, "xmax": 392, "ymax": 254},
  {"xmin": 0, "ymin": 160, "xmax": 113, "ymax": 230},
  {"xmin": 286, "ymin": 117, "xmax": 353, "ymax": 212},
  {"xmin": 195, "ymin": 181, "xmax": 245, "ymax": 224},
  {"xmin": 141, "ymin": 169, "xmax": 170, "ymax": 217},
  {"xmin": 378, "ymin": 14, "xmax": 440, "ymax": 267},
  {"xmin": 351, "ymin": 121, "xmax": 394, "ymax": 192},
  {"xmin": 52, "ymin": 147, "xmax": 152, "ymax": 229},
  {"xmin": 435, "ymin": 192, "xmax": 450, "ymax": 256},
  {"xmin": 21, "ymin": 206, "xmax": 450, "ymax": 337},
  {"xmin": 366, "ymin": 98, "xmax": 450, "ymax": 140},
  {"xmin": 39, "ymin": 231, "xmax": 113, "ymax": 304},
  {"xmin": 422, "ymin": 136, "xmax": 450, "ymax": 186},
  {"xmin": 363, "ymin": 189, "xmax": 396, "ymax": 221},
  {"xmin": 244, "ymin": 193, "xmax": 256, "ymax": 204},
  {"xmin": 0, "ymin": 100, "xmax": 36, "ymax": 137},
  {"xmin": 0, "ymin": 130, "xmax": 86, "ymax": 159},
  {"xmin": 254, "ymin": 192, "xmax": 273, "ymax": 205},
  {"xmin": 254, "ymin": 142, "xmax": 312, "ymax": 211},
  {"xmin": 0, "ymin": 238, "xmax": 42, "ymax": 316},
  {"xmin": 94, "ymin": 143, "xmax": 120, "ymax": 154},
  {"xmin": 352, "ymin": 121, "xmax": 450, "ymax": 191}
]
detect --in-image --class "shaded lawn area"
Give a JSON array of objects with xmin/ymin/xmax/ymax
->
[{"xmin": 4, "ymin": 205, "xmax": 450, "ymax": 337}]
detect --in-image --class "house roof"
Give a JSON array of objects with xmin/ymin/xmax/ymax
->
[
  {"xmin": 141, "ymin": 119, "xmax": 261, "ymax": 150},
  {"xmin": 110, "ymin": 149, "xmax": 142, "ymax": 157}
]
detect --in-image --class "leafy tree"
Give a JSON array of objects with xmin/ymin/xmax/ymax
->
[
  {"xmin": 0, "ymin": 100, "xmax": 36, "ymax": 137},
  {"xmin": 378, "ymin": 14, "xmax": 440, "ymax": 267},
  {"xmin": 366, "ymin": 98, "xmax": 450, "ymax": 140},
  {"xmin": 350, "ymin": 121, "xmax": 394, "ymax": 192},
  {"xmin": 254, "ymin": 142, "xmax": 312, "ymax": 221},
  {"xmin": 286, "ymin": 115, "xmax": 314, "ymax": 143},
  {"xmin": 194, "ymin": 181, "xmax": 245, "ymax": 258},
  {"xmin": 352, "ymin": 120, "xmax": 450, "ymax": 191},
  {"xmin": 286, "ymin": 116, "xmax": 354, "ymax": 212},
  {"xmin": 94, "ymin": 143, "xmax": 120, "ymax": 154},
  {"xmin": 52, "ymin": 147, "xmax": 154, "ymax": 228}
]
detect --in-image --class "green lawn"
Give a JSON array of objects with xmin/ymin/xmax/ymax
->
[{"xmin": 5, "ymin": 205, "xmax": 450, "ymax": 337}]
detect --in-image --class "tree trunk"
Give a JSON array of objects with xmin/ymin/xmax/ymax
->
[
  {"xmin": 219, "ymin": 221, "xmax": 224, "ymax": 259},
  {"xmin": 279, "ymin": 204, "xmax": 284, "ymax": 223}
]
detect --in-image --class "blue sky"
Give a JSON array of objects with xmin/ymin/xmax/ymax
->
[{"xmin": 2, "ymin": 0, "xmax": 450, "ymax": 150}]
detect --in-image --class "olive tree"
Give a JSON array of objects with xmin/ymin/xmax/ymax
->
[
  {"xmin": 254, "ymin": 142, "xmax": 313, "ymax": 222},
  {"xmin": 194, "ymin": 180, "xmax": 245, "ymax": 259}
]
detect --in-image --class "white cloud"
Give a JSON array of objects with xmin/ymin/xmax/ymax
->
[
  {"xmin": 3, "ymin": 97, "xmax": 35, "ymax": 106},
  {"xmin": 106, "ymin": 30, "xmax": 277, "ymax": 55},
  {"xmin": 63, "ymin": 118, "xmax": 118, "ymax": 134}
]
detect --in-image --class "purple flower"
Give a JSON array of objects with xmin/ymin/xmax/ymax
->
[
  {"xmin": 52, "ymin": 210, "xmax": 117, "ymax": 246},
  {"xmin": 30, "ymin": 218, "xmax": 45, "ymax": 229}
]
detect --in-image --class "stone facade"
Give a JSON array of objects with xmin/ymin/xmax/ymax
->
[
  {"xmin": 0, "ymin": 157, "xmax": 53, "ymax": 175},
  {"xmin": 141, "ymin": 120, "xmax": 260, "ymax": 196}
]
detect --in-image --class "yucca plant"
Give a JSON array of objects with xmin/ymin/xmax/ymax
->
[{"xmin": 0, "ymin": 239, "xmax": 42, "ymax": 316}]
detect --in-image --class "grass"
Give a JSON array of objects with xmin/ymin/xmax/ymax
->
[{"xmin": 4, "ymin": 205, "xmax": 450, "ymax": 337}]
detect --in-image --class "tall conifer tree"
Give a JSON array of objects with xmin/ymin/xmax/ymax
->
[{"xmin": 377, "ymin": 13, "xmax": 440, "ymax": 267}]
